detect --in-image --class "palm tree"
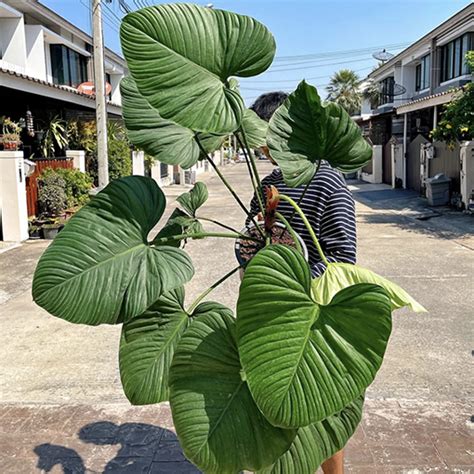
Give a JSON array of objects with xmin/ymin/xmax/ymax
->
[
  {"xmin": 326, "ymin": 69, "xmax": 361, "ymax": 116},
  {"xmin": 361, "ymin": 78, "xmax": 381, "ymax": 110}
]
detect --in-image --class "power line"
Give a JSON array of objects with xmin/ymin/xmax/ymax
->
[
  {"xmin": 80, "ymin": 0, "xmax": 120, "ymax": 32},
  {"xmin": 241, "ymin": 66, "xmax": 373, "ymax": 85},
  {"xmin": 272, "ymin": 42, "xmax": 410, "ymax": 62},
  {"xmin": 262, "ymin": 56, "xmax": 375, "ymax": 73}
]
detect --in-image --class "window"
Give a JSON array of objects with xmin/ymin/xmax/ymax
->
[
  {"xmin": 441, "ymin": 32, "xmax": 473, "ymax": 82},
  {"xmin": 380, "ymin": 76, "xmax": 395, "ymax": 104},
  {"xmin": 50, "ymin": 44, "xmax": 88, "ymax": 88},
  {"xmin": 415, "ymin": 54, "xmax": 430, "ymax": 91}
]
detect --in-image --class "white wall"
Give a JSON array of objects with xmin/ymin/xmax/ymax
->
[
  {"xmin": 0, "ymin": 16, "xmax": 27, "ymax": 70},
  {"xmin": 25, "ymin": 25, "xmax": 46, "ymax": 80},
  {"xmin": 109, "ymin": 73, "xmax": 122, "ymax": 105}
]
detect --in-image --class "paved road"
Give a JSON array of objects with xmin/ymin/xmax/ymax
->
[{"xmin": 0, "ymin": 162, "xmax": 472, "ymax": 473}]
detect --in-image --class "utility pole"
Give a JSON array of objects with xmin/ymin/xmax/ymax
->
[{"xmin": 92, "ymin": 0, "xmax": 109, "ymax": 187}]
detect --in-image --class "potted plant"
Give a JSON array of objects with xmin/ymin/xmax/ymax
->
[
  {"xmin": 38, "ymin": 115, "xmax": 68, "ymax": 159},
  {"xmin": 1, "ymin": 117, "xmax": 22, "ymax": 151},
  {"xmin": 28, "ymin": 220, "xmax": 42, "ymax": 240},
  {"xmin": 42, "ymin": 218, "xmax": 65, "ymax": 240},
  {"xmin": 32, "ymin": 5, "xmax": 426, "ymax": 473}
]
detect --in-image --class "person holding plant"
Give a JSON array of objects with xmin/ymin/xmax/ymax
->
[
  {"xmin": 246, "ymin": 91, "xmax": 357, "ymax": 473},
  {"xmin": 248, "ymin": 92, "xmax": 357, "ymax": 278}
]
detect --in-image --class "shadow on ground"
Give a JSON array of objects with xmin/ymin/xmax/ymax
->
[
  {"xmin": 350, "ymin": 184, "xmax": 474, "ymax": 242},
  {"xmin": 34, "ymin": 421, "xmax": 200, "ymax": 473}
]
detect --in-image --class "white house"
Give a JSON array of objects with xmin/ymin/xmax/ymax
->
[
  {"xmin": 358, "ymin": 3, "xmax": 473, "ymax": 193},
  {"xmin": 0, "ymin": 0, "xmax": 125, "ymax": 117}
]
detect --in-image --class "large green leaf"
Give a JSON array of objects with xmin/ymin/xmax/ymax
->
[
  {"xmin": 324, "ymin": 102, "xmax": 372, "ymax": 172},
  {"xmin": 120, "ymin": 4, "xmax": 275, "ymax": 133},
  {"xmin": 121, "ymin": 76, "xmax": 225, "ymax": 169},
  {"xmin": 176, "ymin": 182, "xmax": 208, "ymax": 217},
  {"xmin": 170, "ymin": 310, "xmax": 296, "ymax": 474},
  {"xmin": 267, "ymin": 81, "xmax": 372, "ymax": 186},
  {"xmin": 119, "ymin": 287, "xmax": 189, "ymax": 405},
  {"xmin": 32, "ymin": 176, "xmax": 194, "ymax": 326},
  {"xmin": 237, "ymin": 244, "xmax": 392, "ymax": 428},
  {"xmin": 312, "ymin": 262, "xmax": 426, "ymax": 312},
  {"xmin": 239, "ymin": 108, "xmax": 268, "ymax": 148},
  {"xmin": 121, "ymin": 76, "xmax": 200, "ymax": 169},
  {"xmin": 259, "ymin": 396, "xmax": 364, "ymax": 474}
]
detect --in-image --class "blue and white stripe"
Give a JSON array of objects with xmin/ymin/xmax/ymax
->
[{"xmin": 248, "ymin": 162, "xmax": 356, "ymax": 277}]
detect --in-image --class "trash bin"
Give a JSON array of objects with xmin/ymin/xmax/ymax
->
[{"xmin": 425, "ymin": 173, "xmax": 451, "ymax": 206}]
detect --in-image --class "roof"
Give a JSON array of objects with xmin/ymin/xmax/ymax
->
[
  {"xmin": 396, "ymin": 88, "xmax": 460, "ymax": 114},
  {"xmin": 0, "ymin": 67, "xmax": 122, "ymax": 110},
  {"xmin": 368, "ymin": 3, "xmax": 474, "ymax": 79}
]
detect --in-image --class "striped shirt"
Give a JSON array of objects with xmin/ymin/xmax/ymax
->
[{"xmin": 247, "ymin": 162, "xmax": 356, "ymax": 277}]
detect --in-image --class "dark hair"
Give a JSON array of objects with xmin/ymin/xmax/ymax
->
[{"xmin": 250, "ymin": 91, "xmax": 289, "ymax": 122}]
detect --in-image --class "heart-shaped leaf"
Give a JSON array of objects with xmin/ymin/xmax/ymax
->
[
  {"xmin": 121, "ymin": 76, "xmax": 225, "ymax": 169},
  {"xmin": 312, "ymin": 262, "xmax": 426, "ymax": 312},
  {"xmin": 177, "ymin": 182, "xmax": 208, "ymax": 217},
  {"xmin": 258, "ymin": 396, "xmax": 364, "ymax": 474},
  {"xmin": 120, "ymin": 4, "xmax": 275, "ymax": 133},
  {"xmin": 239, "ymin": 108, "xmax": 268, "ymax": 149},
  {"xmin": 170, "ymin": 309, "xmax": 296, "ymax": 474},
  {"xmin": 32, "ymin": 176, "xmax": 194, "ymax": 325},
  {"xmin": 121, "ymin": 76, "xmax": 200, "ymax": 169},
  {"xmin": 119, "ymin": 287, "xmax": 189, "ymax": 405},
  {"xmin": 237, "ymin": 244, "xmax": 391, "ymax": 428},
  {"xmin": 267, "ymin": 81, "xmax": 372, "ymax": 186}
]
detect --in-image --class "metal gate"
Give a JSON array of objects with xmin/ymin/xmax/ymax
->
[
  {"xmin": 406, "ymin": 134, "xmax": 430, "ymax": 193},
  {"xmin": 382, "ymin": 141, "xmax": 392, "ymax": 185},
  {"xmin": 160, "ymin": 162, "xmax": 168, "ymax": 178}
]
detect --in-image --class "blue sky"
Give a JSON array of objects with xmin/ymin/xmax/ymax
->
[{"xmin": 42, "ymin": 0, "xmax": 472, "ymax": 104}]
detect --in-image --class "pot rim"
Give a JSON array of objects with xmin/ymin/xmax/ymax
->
[{"xmin": 234, "ymin": 221, "xmax": 309, "ymax": 266}]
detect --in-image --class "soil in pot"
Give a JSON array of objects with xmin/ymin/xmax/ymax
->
[{"xmin": 236, "ymin": 225, "xmax": 303, "ymax": 265}]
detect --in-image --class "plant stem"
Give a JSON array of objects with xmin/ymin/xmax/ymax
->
[
  {"xmin": 152, "ymin": 231, "xmax": 261, "ymax": 246},
  {"xmin": 239, "ymin": 127, "xmax": 264, "ymax": 193},
  {"xmin": 194, "ymin": 135, "xmax": 265, "ymax": 239},
  {"xmin": 197, "ymin": 216, "xmax": 240, "ymax": 234},
  {"xmin": 275, "ymin": 211, "xmax": 303, "ymax": 255},
  {"xmin": 235, "ymin": 133, "xmax": 265, "ymax": 215},
  {"xmin": 279, "ymin": 160, "xmax": 322, "ymax": 238},
  {"xmin": 279, "ymin": 193, "xmax": 329, "ymax": 266},
  {"xmin": 187, "ymin": 265, "xmax": 241, "ymax": 314}
]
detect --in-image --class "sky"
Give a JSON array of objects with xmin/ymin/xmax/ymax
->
[{"xmin": 42, "ymin": 0, "xmax": 472, "ymax": 105}]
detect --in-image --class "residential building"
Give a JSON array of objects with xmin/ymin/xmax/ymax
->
[
  {"xmin": 358, "ymin": 3, "xmax": 473, "ymax": 192},
  {"xmin": 0, "ymin": 0, "xmax": 126, "ymax": 116}
]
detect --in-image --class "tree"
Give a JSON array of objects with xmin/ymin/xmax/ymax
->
[
  {"xmin": 431, "ymin": 53, "xmax": 474, "ymax": 147},
  {"xmin": 361, "ymin": 78, "xmax": 381, "ymax": 110},
  {"xmin": 326, "ymin": 69, "xmax": 362, "ymax": 116}
]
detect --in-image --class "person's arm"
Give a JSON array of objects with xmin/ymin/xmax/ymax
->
[
  {"xmin": 245, "ymin": 190, "xmax": 262, "ymax": 226},
  {"xmin": 312, "ymin": 186, "xmax": 357, "ymax": 277}
]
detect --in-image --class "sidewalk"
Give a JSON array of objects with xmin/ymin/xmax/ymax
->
[
  {"xmin": 0, "ymin": 163, "xmax": 472, "ymax": 473},
  {"xmin": 349, "ymin": 180, "xmax": 474, "ymax": 249}
]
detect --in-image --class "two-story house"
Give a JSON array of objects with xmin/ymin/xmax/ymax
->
[
  {"xmin": 0, "ymin": 0, "xmax": 126, "ymax": 149},
  {"xmin": 359, "ymin": 3, "xmax": 473, "ymax": 192}
]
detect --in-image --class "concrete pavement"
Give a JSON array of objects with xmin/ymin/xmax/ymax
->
[{"xmin": 0, "ymin": 162, "xmax": 472, "ymax": 473}]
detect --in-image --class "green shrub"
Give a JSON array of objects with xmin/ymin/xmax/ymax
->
[
  {"xmin": 38, "ymin": 173, "xmax": 67, "ymax": 216},
  {"xmin": 82, "ymin": 121, "xmax": 132, "ymax": 183},
  {"xmin": 41, "ymin": 167, "xmax": 93, "ymax": 208}
]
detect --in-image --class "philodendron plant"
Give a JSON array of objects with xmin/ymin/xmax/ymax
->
[{"xmin": 32, "ymin": 4, "xmax": 426, "ymax": 473}]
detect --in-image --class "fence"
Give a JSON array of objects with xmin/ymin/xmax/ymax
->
[
  {"xmin": 432, "ymin": 141, "xmax": 461, "ymax": 192},
  {"xmin": 26, "ymin": 158, "xmax": 73, "ymax": 217}
]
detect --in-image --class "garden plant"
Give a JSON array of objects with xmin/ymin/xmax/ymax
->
[{"xmin": 33, "ymin": 4, "xmax": 426, "ymax": 473}]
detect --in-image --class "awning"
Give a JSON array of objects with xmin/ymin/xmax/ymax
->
[{"xmin": 396, "ymin": 89, "xmax": 459, "ymax": 114}]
